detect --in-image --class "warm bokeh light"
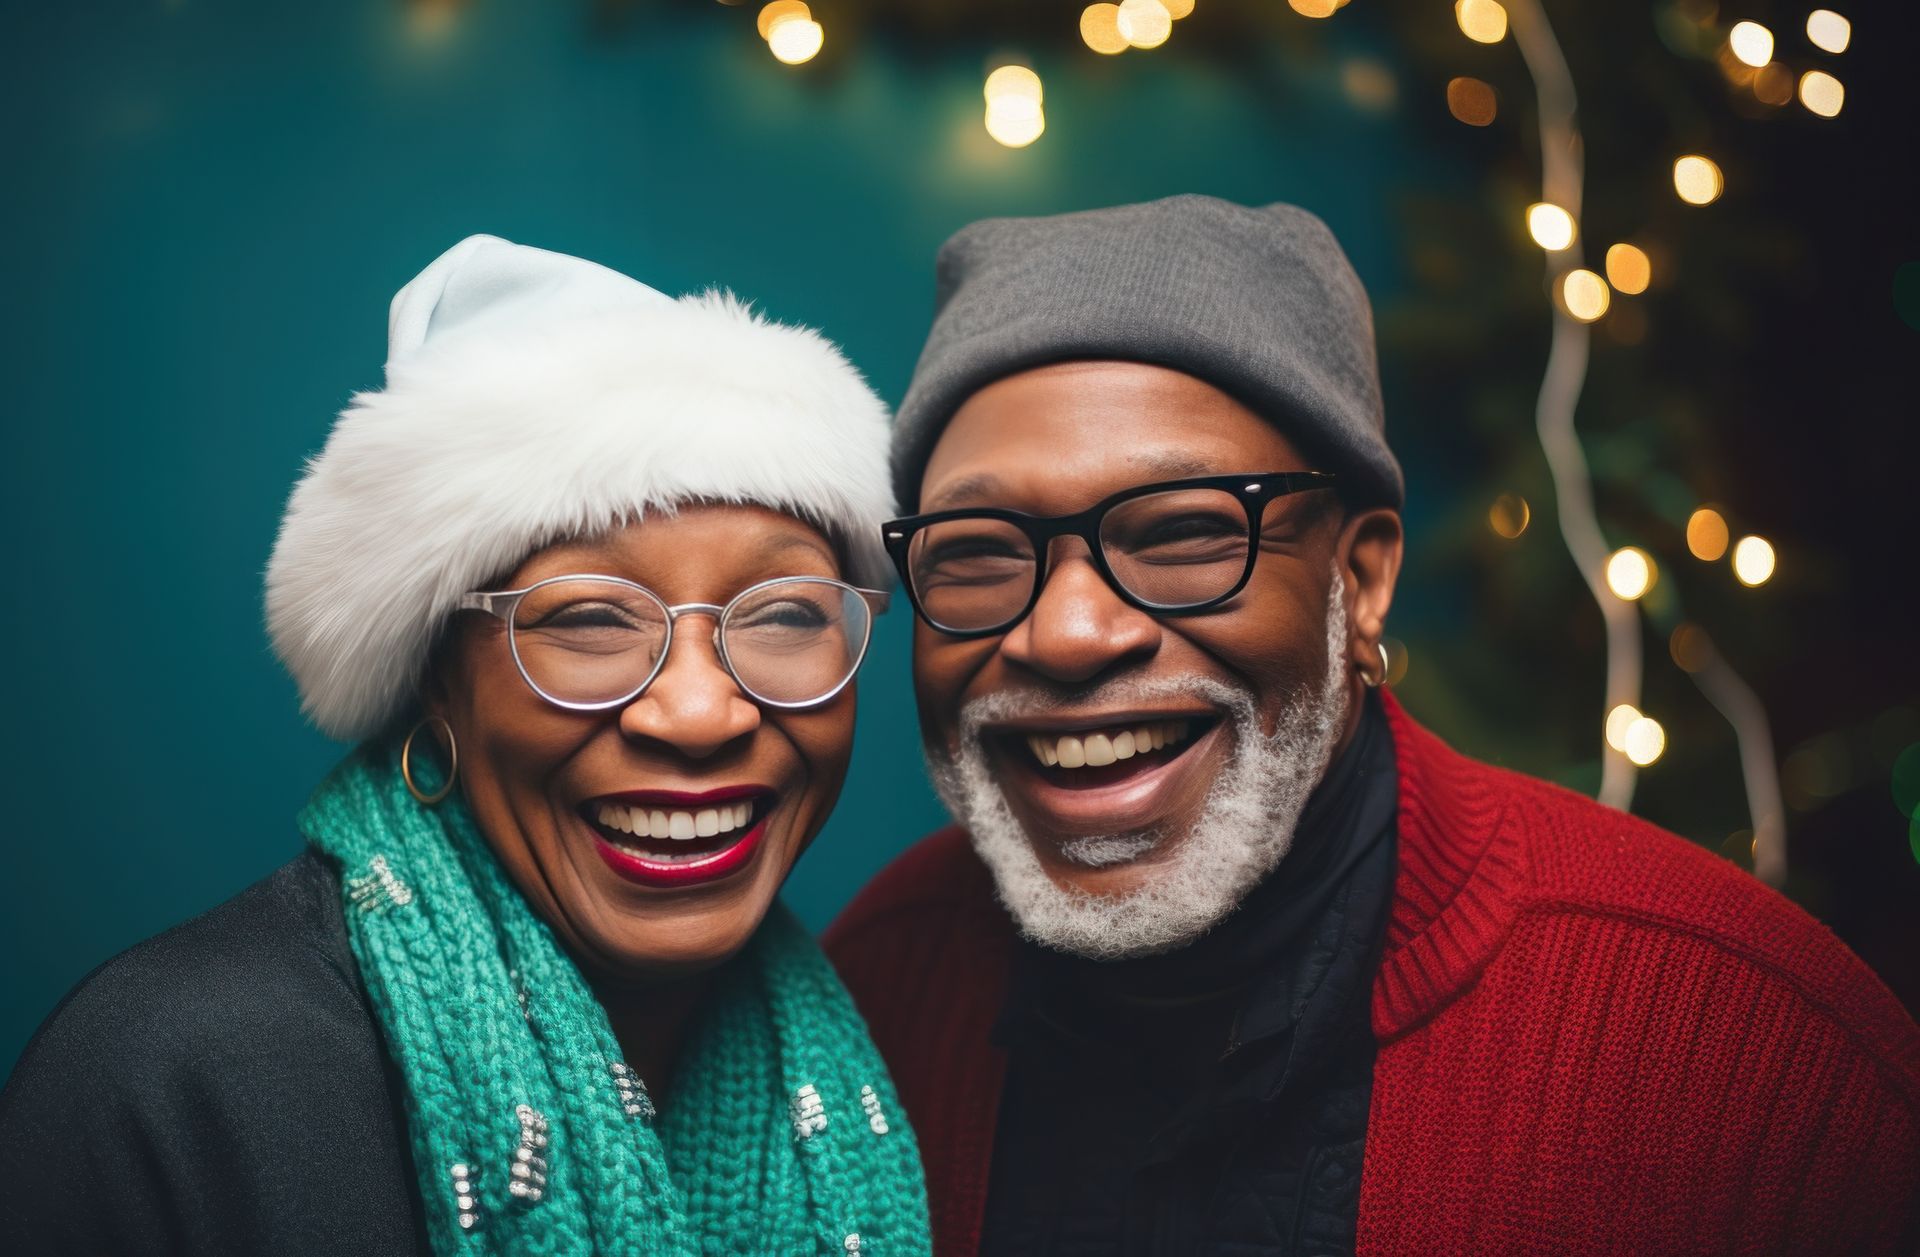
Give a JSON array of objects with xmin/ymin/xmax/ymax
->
[
  {"xmin": 1455, "ymin": 0, "xmax": 1508, "ymax": 43},
  {"xmin": 1798, "ymin": 70, "xmax": 1844, "ymax": 117},
  {"xmin": 1728, "ymin": 21, "xmax": 1774, "ymax": 68},
  {"xmin": 1288, "ymin": 0, "xmax": 1340, "ymax": 17},
  {"xmin": 1686, "ymin": 507, "xmax": 1730, "ymax": 561},
  {"xmin": 984, "ymin": 106, "xmax": 1045, "ymax": 148},
  {"xmin": 1162, "ymin": 0, "xmax": 1196, "ymax": 17},
  {"xmin": 1080, "ymin": 3, "xmax": 1129, "ymax": 53},
  {"xmin": 756, "ymin": 0, "xmax": 808, "ymax": 39},
  {"xmin": 984, "ymin": 64, "xmax": 1043, "ymax": 105},
  {"xmin": 1673, "ymin": 155, "xmax": 1724, "ymax": 205},
  {"xmin": 1753, "ymin": 62, "xmax": 1795, "ymax": 106},
  {"xmin": 766, "ymin": 15, "xmax": 823, "ymax": 63},
  {"xmin": 1605, "ymin": 243, "xmax": 1651, "ymax": 294},
  {"xmin": 1527, "ymin": 203, "xmax": 1576, "ymax": 251},
  {"xmin": 1669, "ymin": 622, "xmax": 1714, "ymax": 673},
  {"xmin": 1489, "ymin": 493, "xmax": 1531, "ymax": 539},
  {"xmin": 1732, "ymin": 535, "xmax": 1776, "ymax": 586},
  {"xmin": 1446, "ymin": 76, "xmax": 1498, "ymax": 125},
  {"xmin": 1623, "ymin": 715, "xmax": 1667, "ymax": 766},
  {"xmin": 1806, "ymin": 9, "xmax": 1850, "ymax": 54},
  {"xmin": 1606, "ymin": 703, "xmax": 1642, "ymax": 752},
  {"xmin": 984, "ymin": 65, "xmax": 1044, "ymax": 148},
  {"xmin": 1561, "ymin": 269, "xmax": 1611, "ymax": 322},
  {"xmin": 1117, "ymin": 0, "xmax": 1173, "ymax": 47},
  {"xmin": 1605, "ymin": 546, "xmax": 1655, "ymax": 600}
]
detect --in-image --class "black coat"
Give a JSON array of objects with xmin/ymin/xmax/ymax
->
[{"xmin": 0, "ymin": 852, "xmax": 429, "ymax": 1256}]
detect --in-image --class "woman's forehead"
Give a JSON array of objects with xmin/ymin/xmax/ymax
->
[{"xmin": 510, "ymin": 504, "xmax": 841, "ymax": 594}]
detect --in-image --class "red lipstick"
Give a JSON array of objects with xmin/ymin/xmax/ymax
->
[{"xmin": 583, "ymin": 787, "xmax": 775, "ymax": 890}]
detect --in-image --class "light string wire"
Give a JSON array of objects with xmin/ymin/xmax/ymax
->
[{"xmin": 1504, "ymin": 0, "xmax": 1785, "ymax": 881}]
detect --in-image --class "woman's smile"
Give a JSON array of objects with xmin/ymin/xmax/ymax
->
[{"xmin": 580, "ymin": 785, "xmax": 779, "ymax": 888}]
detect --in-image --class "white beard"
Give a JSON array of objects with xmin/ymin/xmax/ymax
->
[{"xmin": 926, "ymin": 569, "xmax": 1353, "ymax": 960}]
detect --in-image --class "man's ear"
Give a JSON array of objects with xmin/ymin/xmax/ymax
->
[{"xmin": 1339, "ymin": 508, "xmax": 1404, "ymax": 673}]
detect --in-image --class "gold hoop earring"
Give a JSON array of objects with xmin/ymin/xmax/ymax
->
[
  {"xmin": 1360, "ymin": 641, "xmax": 1389, "ymax": 688},
  {"xmin": 401, "ymin": 715, "xmax": 459, "ymax": 806}
]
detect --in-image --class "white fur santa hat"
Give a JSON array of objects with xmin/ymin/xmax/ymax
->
[{"xmin": 266, "ymin": 234, "xmax": 894, "ymax": 742}]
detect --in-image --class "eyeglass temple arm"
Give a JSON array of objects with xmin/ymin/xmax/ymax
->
[{"xmin": 455, "ymin": 592, "xmax": 515, "ymax": 620}]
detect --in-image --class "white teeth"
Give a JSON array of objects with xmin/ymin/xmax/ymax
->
[
  {"xmin": 1025, "ymin": 719, "xmax": 1197, "ymax": 770},
  {"xmin": 598, "ymin": 799, "xmax": 760, "ymax": 845}
]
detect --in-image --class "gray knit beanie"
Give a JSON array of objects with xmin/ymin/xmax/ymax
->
[{"xmin": 892, "ymin": 194, "xmax": 1403, "ymax": 511}]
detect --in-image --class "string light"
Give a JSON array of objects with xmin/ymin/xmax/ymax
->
[
  {"xmin": 1727, "ymin": 21, "xmax": 1773, "ymax": 68},
  {"xmin": 1806, "ymin": 10, "xmax": 1850, "ymax": 54},
  {"xmin": 1446, "ymin": 76, "xmax": 1498, "ymax": 125},
  {"xmin": 1669, "ymin": 622, "xmax": 1714, "ymax": 672},
  {"xmin": 1673, "ymin": 155, "xmax": 1724, "ymax": 205},
  {"xmin": 1489, "ymin": 493, "xmax": 1531, "ymax": 538},
  {"xmin": 1606, "ymin": 703, "xmax": 1642, "ymax": 752},
  {"xmin": 1288, "ymin": 0, "xmax": 1339, "ymax": 17},
  {"xmin": 1623, "ymin": 714, "xmax": 1667, "ymax": 766},
  {"xmin": 756, "ymin": 0, "xmax": 807, "ymax": 39},
  {"xmin": 1527, "ymin": 202, "xmax": 1576, "ymax": 251},
  {"xmin": 1605, "ymin": 546, "xmax": 1656, "ymax": 599},
  {"xmin": 1604, "ymin": 243, "xmax": 1651, "ymax": 294},
  {"xmin": 1753, "ymin": 63, "xmax": 1795, "ymax": 106},
  {"xmin": 1455, "ymin": 0, "xmax": 1508, "ymax": 43},
  {"xmin": 1732, "ymin": 535, "xmax": 1776, "ymax": 586},
  {"xmin": 1080, "ymin": 4, "xmax": 1129, "ymax": 54},
  {"xmin": 1686, "ymin": 507, "xmax": 1730, "ymax": 561},
  {"xmin": 984, "ymin": 64, "xmax": 1045, "ymax": 148},
  {"xmin": 1561, "ymin": 268, "xmax": 1611, "ymax": 322},
  {"xmin": 1798, "ymin": 70, "xmax": 1844, "ymax": 117},
  {"xmin": 1116, "ymin": 0, "xmax": 1173, "ymax": 48},
  {"xmin": 767, "ymin": 15, "xmax": 823, "ymax": 63}
]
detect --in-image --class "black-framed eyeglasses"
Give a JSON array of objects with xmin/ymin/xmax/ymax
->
[
  {"xmin": 456, "ymin": 574, "xmax": 890, "ymax": 710},
  {"xmin": 882, "ymin": 471, "xmax": 1338, "ymax": 639}
]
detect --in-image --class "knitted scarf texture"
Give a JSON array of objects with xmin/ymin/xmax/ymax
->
[{"xmin": 299, "ymin": 743, "xmax": 930, "ymax": 1256}]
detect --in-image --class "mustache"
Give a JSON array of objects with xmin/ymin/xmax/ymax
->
[{"xmin": 953, "ymin": 674, "xmax": 1259, "ymax": 745}]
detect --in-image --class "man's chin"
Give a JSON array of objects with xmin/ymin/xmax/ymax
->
[{"xmin": 1034, "ymin": 831, "xmax": 1176, "ymax": 892}]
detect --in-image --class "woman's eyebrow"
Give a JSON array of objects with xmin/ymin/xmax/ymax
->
[{"xmin": 757, "ymin": 532, "xmax": 838, "ymax": 562}]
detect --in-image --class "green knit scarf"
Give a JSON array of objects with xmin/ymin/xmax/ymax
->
[{"xmin": 299, "ymin": 743, "xmax": 931, "ymax": 1256}]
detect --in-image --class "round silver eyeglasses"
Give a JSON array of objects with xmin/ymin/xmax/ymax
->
[{"xmin": 456, "ymin": 575, "xmax": 890, "ymax": 711}]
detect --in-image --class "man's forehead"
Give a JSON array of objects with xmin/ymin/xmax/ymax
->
[{"xmin": 922, "ymin": 449, "xmax": 1241, "ymax": 513}]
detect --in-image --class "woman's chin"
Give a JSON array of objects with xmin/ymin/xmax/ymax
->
[{"xmin": 561, "ymin": 850, "xmax": 796, "ymax": 984}]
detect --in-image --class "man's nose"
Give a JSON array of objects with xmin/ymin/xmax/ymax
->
[
  {"xmin": 617, "ymin": 625, "xmax": 761, "ymax": 758},
  {"xmin": 998, "ymin": 540, "xmax": 1162, "ymax": 684}
]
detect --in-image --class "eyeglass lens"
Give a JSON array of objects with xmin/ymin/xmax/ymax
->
[
  {"xmin": 508, "ymin": 577, "xmax": 870, "ymax": 707},
  {"xmin": 905, "ymin": 485, "xmax": 1252, "ymax": 633}
]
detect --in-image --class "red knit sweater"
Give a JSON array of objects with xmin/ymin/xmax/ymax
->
[{"xmin": 826, "ymin": 693, "xmax": 1920, "ymax": 1254}]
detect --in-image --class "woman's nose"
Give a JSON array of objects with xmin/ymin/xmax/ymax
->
[{"xmin": 617, "ymin": 627, "xmax": 761, "ymax": 758}]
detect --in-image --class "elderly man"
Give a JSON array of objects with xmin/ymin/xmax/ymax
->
[{"xmin": 826, "ymin": 196, "xmax": 1920, "ymax": 1255}]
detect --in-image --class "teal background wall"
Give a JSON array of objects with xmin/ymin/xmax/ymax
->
[{"xmin": 0, "ymin": 1, "xmax": 1432, "ymax": 1066}]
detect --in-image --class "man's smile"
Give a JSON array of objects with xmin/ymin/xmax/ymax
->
[{"xmin": 981, "ymin": 707, "xmax": 1228, "ymax": 840}]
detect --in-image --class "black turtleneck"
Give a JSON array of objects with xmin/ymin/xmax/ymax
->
[{"xmin": 980, "ymin": 691, "xmax": 1399, "ymax": 1257}]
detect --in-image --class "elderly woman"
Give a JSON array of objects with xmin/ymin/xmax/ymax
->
[{"xmin": 0, "ymin": 237, "xmax": 930, "ymax": 1255}]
